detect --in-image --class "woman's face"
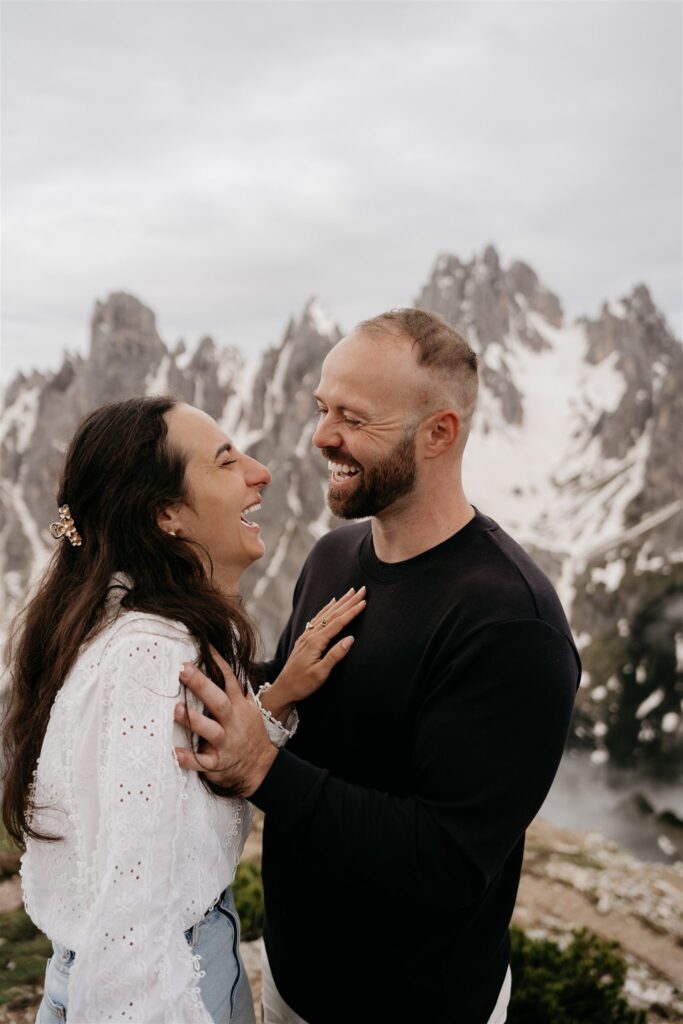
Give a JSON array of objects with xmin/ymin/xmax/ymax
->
[{"xmin": 160, "ymin": 403, "xmax": 271, "ymax": 588}]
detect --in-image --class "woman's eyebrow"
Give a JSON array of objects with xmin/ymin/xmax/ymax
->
[{"xmin": 214, "ymin": 442, "xmax": 232, "ymax": 460}]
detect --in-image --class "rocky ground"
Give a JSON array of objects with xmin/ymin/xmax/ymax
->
[
  {"xmin": 514, "ymin": 819, "xmax": 683, "ymax": 1022},
  {"xmin": 1, "ymin": 814, "xmax": 681, "ymax": 1023}
]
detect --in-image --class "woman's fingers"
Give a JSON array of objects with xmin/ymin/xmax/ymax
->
[
  {"xmin": 310, "ymin": 588, "xmax": 365, "ymax": 628},
  {"xmin": 318, "ymin": 635, "xmax": 356, "ymax": 675},
  {"xmin": 316, "ymin": 593, "xmax": 366, "ymax": 638},
  {"xmin": 323, "ymin": 603, "xmax": 366, "ymax": 637},
  {"xmin": 305, "ymin": 595, "xmax": 338, "ymax": 630},
  {"xmin": 307, "ymin": 586, "xmax": 363, "ymax": 628}
]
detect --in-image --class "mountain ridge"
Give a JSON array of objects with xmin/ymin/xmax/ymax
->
[{"xmin": 2, "ymin": 245, "xmax": 681, "ymax": 775}]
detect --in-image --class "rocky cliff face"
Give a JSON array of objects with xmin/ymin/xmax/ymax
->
[{"xmin": 1, "ymin": 248, "xmax": 681, "ymax": 773}]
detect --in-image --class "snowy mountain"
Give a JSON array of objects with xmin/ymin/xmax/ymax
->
[{"xmin": 1, "ymin": 248, "xmax": 681, "ymax": 775}]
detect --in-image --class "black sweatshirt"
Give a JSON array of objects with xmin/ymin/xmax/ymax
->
[{"xmin": 250, "ymin": 509, "xmax": 580, "ymax": 1024}]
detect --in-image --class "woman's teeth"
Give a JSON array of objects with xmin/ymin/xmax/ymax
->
[
  {"xmin": 328, "ymin": 461, "xmax": 361, "ymax": 482},
  {"xmin": 241, "ymin": 502, "xmax": 261, "ymax": 526}
]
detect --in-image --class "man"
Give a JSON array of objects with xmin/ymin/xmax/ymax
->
[{"xmin": 175, "ymin": 309, "xmax": 580, "ymax": 1024}]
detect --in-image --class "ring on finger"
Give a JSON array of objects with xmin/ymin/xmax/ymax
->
[
  {"xmin": 305, "ymin": 621, "xmax": 314, "ymax": 631},
  {"xmin": 320, "ymin": 618, "xmax": 328, "ymax": 626}
]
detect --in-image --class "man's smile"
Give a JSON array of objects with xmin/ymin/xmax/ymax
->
[{"xmin": 328, "ymin": 461, "xmax": 362, "ymax": 485}]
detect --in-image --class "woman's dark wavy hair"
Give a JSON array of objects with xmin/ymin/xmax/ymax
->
[{"xmin": 2, "ymin": 395, "xmax": 258, "ymax": 846}]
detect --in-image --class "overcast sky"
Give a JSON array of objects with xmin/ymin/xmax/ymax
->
[{"xmin": 1, "ymin": 0, "xmax": 681, "ymax": 383}]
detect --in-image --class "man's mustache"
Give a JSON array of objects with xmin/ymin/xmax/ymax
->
[{"xmin": 320, "ymin": 447, "xmax": 362, "ymax": 468}]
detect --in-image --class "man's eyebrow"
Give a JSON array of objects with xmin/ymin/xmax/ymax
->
[
  {"xmin": 313, "ymin": 394, "xmax": 371, "ymax": 417},
  {"xmin": 214, "ymin": 442, "xmax": 232, "ymax": 460}
]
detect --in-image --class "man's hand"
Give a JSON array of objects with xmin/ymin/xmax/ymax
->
[{"xmin": 174, "ymin": 648, "xmax": 278, "ymax": 797}]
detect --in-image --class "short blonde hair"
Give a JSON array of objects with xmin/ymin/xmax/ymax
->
[{"xmin": 357, "ymin": 308, "xmax": 479, "ymax": 446}]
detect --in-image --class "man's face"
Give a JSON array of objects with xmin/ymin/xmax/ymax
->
[{"xmin": 312, "ymin": 330, "xmax": 422, "ymax": 519}]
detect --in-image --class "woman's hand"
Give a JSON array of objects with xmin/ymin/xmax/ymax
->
[{"xmin": 271, "ymin": 586, "xmax": 366, "ymax": 705}]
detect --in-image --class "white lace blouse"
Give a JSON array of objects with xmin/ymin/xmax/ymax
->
[{"xmin": 21, "ymin": 578, "xmax": 296, "ymax": 1023}]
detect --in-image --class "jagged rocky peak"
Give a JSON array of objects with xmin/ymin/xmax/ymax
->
[
  {"xmin": 278, "ymin": 296, "xmax": 342, "ymax": 409},
  {"xmin": 188, "ymin": 335, "xmax": 218, "ymax": 368},
  {"xmin": 91, "ymin": 291, "xmax": 159, "ymax": 347},
  {"xmin": 586, "ymin": 283, "xmax": 679, "ymax": 366},
  {"xmin": 85, "ymin": 292, "xmax": 167, "ymax": 406},
  {"xmin": 505, "ymin": 259, "xmax": 563, "ymax": 328},
  {"xmin": 241, "ymin": 297, "xmax": 342, "ymax": 439},
  {"xmin": 415, "ymin": 245, "xmax": 561, "ymax": 355},
  {"xmin": 576, "ymin": 282, "xmax": 683, "ymax": 473},
  {"xmin": 298, "ymin": 296, "xmax": 341, "ymax": 341}
]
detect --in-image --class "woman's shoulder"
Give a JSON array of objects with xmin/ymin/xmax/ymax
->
[{"xmin": 87, "ymin": 611, "xmax": 199, "ymax": 695}]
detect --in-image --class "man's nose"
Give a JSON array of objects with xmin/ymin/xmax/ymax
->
[{"xmin": 312, "ymin": 413, "xmax": 341, "ymax": 450}]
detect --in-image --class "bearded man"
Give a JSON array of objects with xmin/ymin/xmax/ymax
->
[{"xmin": 176, "ymin": 308, "xmax": 580, "ymax": 1024}]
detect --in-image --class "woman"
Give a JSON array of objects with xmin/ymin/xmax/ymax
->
[{"xmin": 1, "ymin": 396, "xmax": 365, "ymax": 1023}]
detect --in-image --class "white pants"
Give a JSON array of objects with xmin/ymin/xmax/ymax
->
[{"xmin": 261, "ymin": 944, "xmax": 511, "ymax": 1024}]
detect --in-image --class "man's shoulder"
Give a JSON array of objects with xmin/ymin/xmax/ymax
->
[
  {"xmin": 458, "ymin": 511, "xmax": 573, "ymax": 635},
  {"xmin": 305, "ymin": 521, "xmax": 370, "ymax": 564}
]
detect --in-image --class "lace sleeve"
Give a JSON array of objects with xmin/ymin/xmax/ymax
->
[
  {"xmin": 66, "ymin": 625, "xmax": 213, "ymax": 1023},
  {"xmin": 249, "ymin": 681, "xmax": 299, "ymax": 747}
]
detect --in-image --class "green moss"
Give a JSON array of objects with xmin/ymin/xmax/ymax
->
[
  {"xmin": 0, "ymin": 820, "xmax": 18, "ymax": 855},
  {"xmin": 508, "ymin": 926, "xmax": 646, "ymax": 1023},
  {"xmin": 557, "ymin": 851, "xmax": 604, "ymax": 871},
  {"xmin": 232, "ymin": 859, "xmax": 264, "ymax": 942},
  {"xmin": 0, "ymin": 907, "xmax": 51, "ymax": 1007}
]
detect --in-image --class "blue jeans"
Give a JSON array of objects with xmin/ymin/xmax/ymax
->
[{"xmin": 36, "ymin": 887, "xmax": 256, "ymax": 1023}]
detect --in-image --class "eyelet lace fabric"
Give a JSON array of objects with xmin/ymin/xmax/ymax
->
[{"xmin": 21, "ymin": 576, "xmax": 296, "ymax": 1023}]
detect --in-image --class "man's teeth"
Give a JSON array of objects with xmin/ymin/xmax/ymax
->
[{"xmin": 328, "ymin": 462, "xmax": 361, "ymax": 478}]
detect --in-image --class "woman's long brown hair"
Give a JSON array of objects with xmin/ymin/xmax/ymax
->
[{"xmin": 2, "ymin": 395, "xmax": 258, "ymax": 846}]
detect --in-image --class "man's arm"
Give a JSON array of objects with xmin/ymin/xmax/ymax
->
[{"xmin": 177, "ymin": 619, "xmax": 578, "ymax": 912}]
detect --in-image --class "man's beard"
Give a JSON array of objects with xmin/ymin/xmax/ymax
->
[{"xmin": 326, "ymin": 430, "xmax": 417, "ymax": 520}]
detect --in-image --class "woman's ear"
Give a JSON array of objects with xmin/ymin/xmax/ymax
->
[{"xmin": 157, "ymin": 505, "xmax": 181, "ymax": 536}]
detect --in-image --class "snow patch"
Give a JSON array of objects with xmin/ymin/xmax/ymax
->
[
  {"xmin": 287, "ymin": 477, "xmax": 303, "ymax": 518},
  {"xmin": 590, "ymin": 559, "xmax": 625, "ymax": 593},
  {"xmin": 145, "ymin": 355, "xmax": 170, "ymax": 396},
  {"xmin": 662, "ymin": 712, "xmax": 680, "ymax": 734},
  {"xmin": 220, "ymin": 360, "xmax": 260, "ymax": 443},
  {"xmin": 252, "ymin": 519, "xmax": 296, "ymax": 600},
  {"xmin": 306, "ymin": 299, "xmax": 338, "ymax": 340},
  {"xmin": 636, "ymin": 689, "xmax": 665, "ymax": 719},
  {"xmin": 308, "ymin": 484, "xmax": 332, "ymax": 539},
  {"xmin": 0, "ymin": 385, "xmax": 40, "ymax": 452}
]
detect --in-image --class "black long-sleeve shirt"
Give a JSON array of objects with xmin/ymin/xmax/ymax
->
[{"xmin": 250, "ymin": 508, "xmax": 580, "ymax": 1023}]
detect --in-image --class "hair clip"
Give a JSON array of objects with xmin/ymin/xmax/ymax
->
[{"xmin": 49, "ymin": 504, "xmax": 83, "ymax": 547}]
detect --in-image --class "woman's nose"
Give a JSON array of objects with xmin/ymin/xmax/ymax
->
[{"xmin": 246, "ymin": 456, "xmax": 272, "ymax": 488}]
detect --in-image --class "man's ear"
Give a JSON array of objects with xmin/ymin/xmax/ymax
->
[{"xmin": 422, "ymin": 410, "xmax": 460, "ymax": 459}]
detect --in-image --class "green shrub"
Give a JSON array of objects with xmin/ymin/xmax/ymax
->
[
  {"xmin": 232, "ymin": 859, "xmax": 264, "ymax": 942},
  {"xmin": 0, "ymin": 906, "xmax": 52, "ymax": 1006},
  {"xmin": 508, "ymin": 926, "xmax": 645, "ymax": 1024}
]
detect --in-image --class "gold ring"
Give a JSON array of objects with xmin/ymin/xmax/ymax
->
[{"xmin": 320, "ymin": 618, "xmax": 328, "ymax": 626}]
